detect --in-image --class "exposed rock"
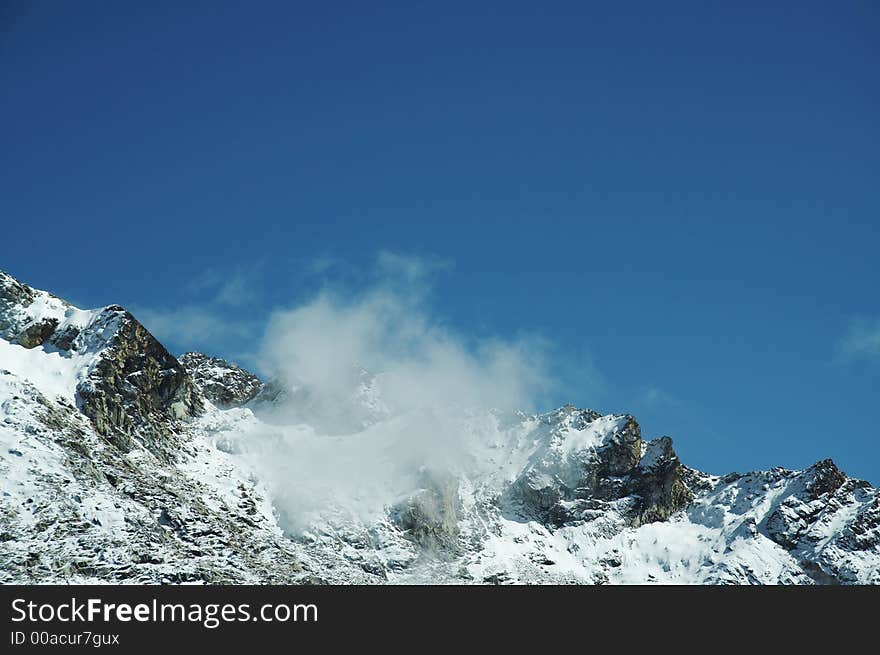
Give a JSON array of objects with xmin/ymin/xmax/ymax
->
[
  {"xmin": 1, "ymin": 271, "xmax": 88, "ymax": 353},
  {"xmin": 392, "ymin": 471, "xmax": 461, "ymax": 553},
  {"xmin": 253, "ymin": 379, "xmax": 287, "ymax": 404},
  {"xmin": 179, "ymin": 352, "xmax": 262, "ymax": 408},
  {"xmin": 16, "ymin": 318, "xmax": 59, "ymax": 349},
  {"xmin": 0, "ymin": 372, "xmax": 305, "ymax": 584},
  {"xmin": 1, "ymin": 269, "xmax": 878, "ymax": 585},
  {"xmin": 680, "ymin": 465, "xmax": 715, "ymax": 493},
  {"xmin": 839, "ymin": 490, "xmax": 880, "ymax": 552},
  {"xmin": 506, "ymin": 413, "xmax": 691, "ymax": 528},
  {"xmin": 626, "ymin": 436, "xmax": 693, "ymax": 526},
  {"xmin": 0, "ymin": 270, "xmax": 37, "ymax": 339},
  {"xmin": 598, "ymin": 416, "xmax": 643, "ymax": 477},
  {"xmin": 76, "ymin": 307, "xmax": 203, "ymax": 461},
  {"xmin": 51, "ymin": 324, "xmax": 82, "ymax": 351},
  {"xmin": 804, "ymin": 459, "xmax": 847, "ymax": 500}
]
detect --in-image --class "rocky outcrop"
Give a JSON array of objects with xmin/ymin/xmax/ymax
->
[
  {"xmin": 76, "ymin": 307, "xmax": 203, "ymax": 461},
  {"xmin": 0, "ymin": 270, "xmax": 37, "ymax": 339},
  {"xmin": 392, "ymin": 471, "xmax": 461, "ymax": 553},
  {"xmin": 1, "ymin": 271, "xmax": 202, "ymax": 461},
  {"xmin": 840, "ymin": 486, "xmax": 880, "ymax": 553},
  {"xmin": 2, "ymin": 269, "xmax": 878, "ymax": 585},
  {"xmin": 506, "ymin": 410, "xmax": 692, "ymax": 528},
  {"xmin": 627, "ymin": 436, "xmax": 693, "ymax": 525},
  {"xmin": 755, "ymin": 460, "xmax": 880, "ymax": 582},
  {"xmin": 1, "ymin": 271, "xmax": 78, "ymax": 350},
  {"xmin": 0, "ymin": 371, "xmax": 304, "ymax": 584},
  {"xmin": 179, "ymin": 352, "xmax": 262, "ymax": 408},
  {"xmin": 804, "ymin": 459, "xmax": 848, "ymax": 499},
  {"xmin": 16, "ymin": 317, "xmax": 60, "ymax": 349}
]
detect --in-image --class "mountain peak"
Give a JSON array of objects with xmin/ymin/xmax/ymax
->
[
  {"xmin": 0, "ymin": 271, "xmax": 202, "ymax": 460},
  {"xmin": 1, "ymin": 271, "xmax": 877, "ymax": 584},
  {"xmin": 179, "ymin": 351, "xmax": 262, "ymax": 409}
]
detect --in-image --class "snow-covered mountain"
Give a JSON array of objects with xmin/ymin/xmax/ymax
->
[{"xmin": 1, "ymin": 270, "xmax": 877, "ymax": 584}]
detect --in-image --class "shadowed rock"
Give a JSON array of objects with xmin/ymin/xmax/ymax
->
[
  {"xmin": 16, "ymin": 318, "xmax": 59, "ymax": 348},
  {"xmin": 179, "ymin": 352, "xmax": 262, "ymax": 408},
  {"xmin": 507, "ymin": 412, "xmax": 692, "ymax": 528},
  {"xmin": 76, "ymin": 307, "xmax": 203, "ymax": 461},
  {"xmin": 627, "ymin": 436, "xmax": 693, "ymax": 526}
]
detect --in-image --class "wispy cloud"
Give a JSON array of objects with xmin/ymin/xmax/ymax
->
[
  {"xmin": 640, "ymin": 385, "xmax": 678, "ymax": 408},
  {"xmin": 302, "ymin": 254, "xmax": 343, "ymax": 277},
  {"xmin": 130, "ymin": 263, "xmax": 266, "ymax": 358},
  {"xmin": 127, "ymin": 252, "xmax": 604, "ymax": 530},
  {"xmin": 184, "ymin": 264, "xmax": 264, "ymax": 307},
  {"xmin": 375, "ymin": 250, "xmax": 453, "ymax": 284},
  {"xmin": 259, "ymin": 251, "xmax": 551, "ymax": 421},
  {"xmin": 234, "ymin": 253, "xmax": 560, "ymax": 529},
  {"xmin": 294, "ymin": 251, "xmax": 454, "ymax": 303},
  {"xmin": 130, "ymin": 252, "xmax": 594, "ymax": 420},
  {"xmin": 132, "ymin": 304, "xmax": 256, "ymax": 349},
  {"xmin": 837, "ymin": 317, "xmax": 880, "ymax": 362}
]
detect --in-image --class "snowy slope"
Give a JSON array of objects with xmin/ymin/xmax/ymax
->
[{"xmin": 1, "ymin": 270, "xmax": 877, "ymax": 584}]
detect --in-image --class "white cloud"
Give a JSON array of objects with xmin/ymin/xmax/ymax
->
[
  {"xmin": 258, "ymin": 269, "xmax": 552, "ymax": 424},
  {"xmin": 228, "ymin": 255, "xmax": 556, "ymax": 531},
  {"xmin": 837, "ymin": 317, "xmax": 880, "ymax": 362},
  {"xmin": 129, "ymin": 253, "xmax": 605, "ymax": 533}
]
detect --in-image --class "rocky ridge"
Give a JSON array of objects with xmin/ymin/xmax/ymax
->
[
  {"xmin": 179, "ymin": 352, "xmax": 262, "ymax": 409},
  {"xmin": 0, "ymin": 270, "xmax": 877, "ymax": 584}
]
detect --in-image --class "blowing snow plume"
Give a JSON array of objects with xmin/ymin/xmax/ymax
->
[{"xmin": 227, "ymin": 254, "xmax": 556, "ymax": 533}]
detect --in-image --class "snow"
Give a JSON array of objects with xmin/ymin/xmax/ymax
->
[
  {"xmin": 557, "ymin": 414, "xmax": 628, "ymax": 455},
  {"xmin": 181, "ymin": 393, "xmax": 879, "ymax": 585},
  {"xmin": 2, "ymin": 271, "xmax": 878, "ymax": 585},
  {"xmin": 0, "ymin": 339, "xmax": 83, "ymax": 402},
  {"xmin": 639, "ymin": 439, "xmax": 669, "ymax": 470},
  {"xmin": 0, "ymin": 293, "xmax": 112, "ymax": 404}
]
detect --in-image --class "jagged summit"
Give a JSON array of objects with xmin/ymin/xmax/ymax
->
[
  {"xmin": 1, "ymin": 270, "xmax": 878, "ymax": 584},
  {"xmin": 179, "ymin": 352, "xmax": 262, "ymax": 409},
  {"xmin": 0, "ymin": 270, "xmax": 300, "ymax": 583},
  {"xmin": 1, "ymin": 270, "xmax": 202, "ymax": 461}
]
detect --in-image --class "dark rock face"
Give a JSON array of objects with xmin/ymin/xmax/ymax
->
[
  {"xmin": 596, "ymin": 415, "xmax": 643, "ymax": 478},
  {"xmin": 507, "ymin": 413, "xmax": 692, "ymax": 528},
  {"xmin": 627, "ymin": 437, "xmax": 693, "ymax": 526},
  {"xmin": 51, "ymin": 324, "xmax": 82, "ymax": 350},
  {"xmin": 2, "ymin": 272, "xmax": 202, "ymax": 459},
  {"xmin": 16, "ymin": 318, "xmax": 60, "ymax": 349},
  {"xmin": 76, "ymin": 308, "xmax": 203, "ymax": 461},
  {"xmin": 804, "ymin": 459, "xmax": 847, "ymax": 500},
  {"xmin": 179, "ymin": 352, "xmax": 262, "ymax": 408}
]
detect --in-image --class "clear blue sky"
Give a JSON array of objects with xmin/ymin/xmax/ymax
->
[{"xmin": 2, "ymin": 1, "xmax": 878, "ymax": 482}]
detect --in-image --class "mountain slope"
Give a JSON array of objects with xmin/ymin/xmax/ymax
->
[{"xmin": 1, "ymin": 270, "xmax": 877, "ymax": 584}]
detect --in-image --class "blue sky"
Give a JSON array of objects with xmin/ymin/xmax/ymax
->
[{"xmin": 2, "ymin": 1, "xmax": 878, "ymax": 482}]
